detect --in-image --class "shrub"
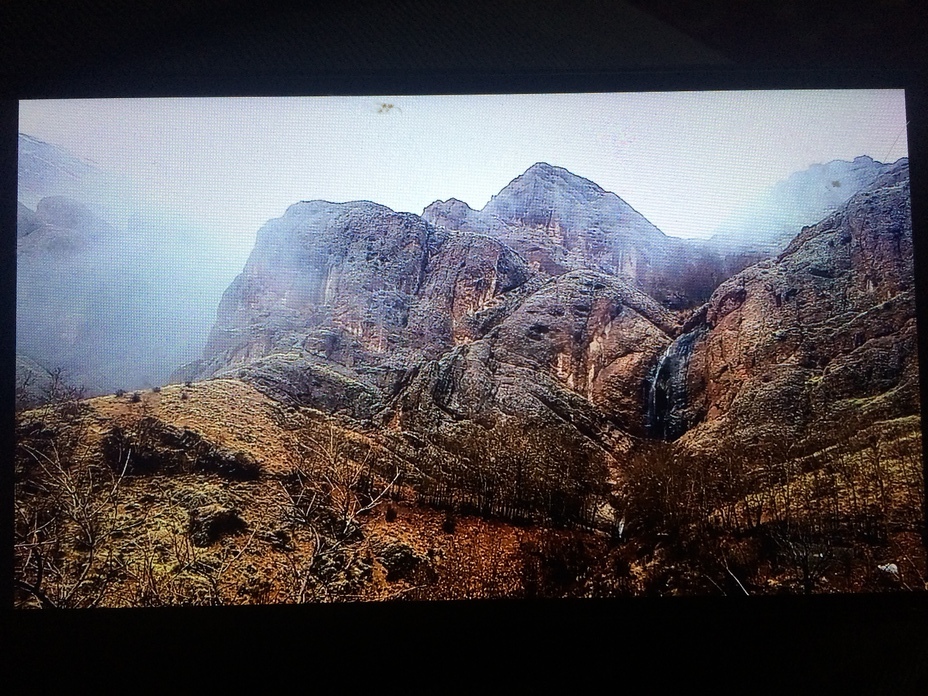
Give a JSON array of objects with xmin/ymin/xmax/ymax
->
[
  {"xmin": 385, "ymin": 505, "xmax": 397, "ymax": 522},
  {"xmin": 130, "ymin": 392, "xmax": 142, "ymax": 403},
  {"xmin": 442, "ymin": 511, "xmax": 457, "ymax": 534}
]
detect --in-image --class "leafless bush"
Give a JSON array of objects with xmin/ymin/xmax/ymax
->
[
  {"xmin": 274, "ymin": 423, "xmax": 401, "ymax": 601},
  {"xmin": 283, "ymin": 423, "xmax": 398, "ymax": 538},
  {"xmin": 14, "ymin": 441, "xmax": 130, "ymax": 608},
  {"xmin": 44, "ymin": 367, "xmax": 86, "ymax": 417}
]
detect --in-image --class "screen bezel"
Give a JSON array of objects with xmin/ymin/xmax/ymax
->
[{"xmin": 4, "ymin": 68, "xmax": 928, "ymax": 676}]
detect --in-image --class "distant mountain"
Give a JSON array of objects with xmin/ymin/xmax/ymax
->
[
  {"xmin": 17, "ymin": 133, "xmax": 135, "ymax": 226},
  {"xmin": 188, "ymin": 158, "xmax": 917, "ymax": 451},
  {"xmin": 17, "ymin": 195, "xmax": 166, "ymax": 393},
  {"xmin": 710, "ymin": 156, "xmax": 898, "ymax": 253},
  {"xmin": 18, "ymin": 133, "xmax": 102, "ymax": 206}
]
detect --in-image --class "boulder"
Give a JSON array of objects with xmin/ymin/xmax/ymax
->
[
  {"xmin": 189, "ymin": 504, "xmax": 246, "ymax": 547},
  {"xmin": 369, "ymin": 534, "xmax": 428, "ymax": 580}
]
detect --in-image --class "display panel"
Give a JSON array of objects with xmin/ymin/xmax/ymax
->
[{"xmin": 13, "ymin": 88, "xmax": 924, "ymax": 607}]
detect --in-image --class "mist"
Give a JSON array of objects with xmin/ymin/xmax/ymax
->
[{"xmin": 17, "ymin": 134, "xmax": 243, "ymax": 397}]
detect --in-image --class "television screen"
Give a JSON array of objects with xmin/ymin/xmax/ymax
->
[{"xmin": 12, "ymin": 87, "xmax": 924, "ymax": 607}]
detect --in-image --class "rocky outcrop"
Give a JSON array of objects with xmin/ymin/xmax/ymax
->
[
  {"xmin": 17, "ymin": 133, "xmax": 113, "ymax": 211},
  {"xmin": 201, "ymin": 200, "xmax": 441, "ymax": 367},
  {"xmin": 673, "ymin": 160, "xmax": 917, "ymax": 452},
  {"xmin": 189, "ymin": 504, "xmax": 247, "ymax": 547},
  {"xmin": 392, "ymin": 270, "xmax": 677, "ymax": 448},
  {"xmin": 405, "ymin": 230, "xmax": 532, "ymax": 347},
  {"xmin": 190, "ymin": 188, "xmax": 682, "ymax": 446},
  {"xmin": 186, "ymin": 200, "xmax": 539, "ymax": 417}
]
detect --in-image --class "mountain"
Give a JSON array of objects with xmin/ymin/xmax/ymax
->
[
  {"xmin": 15, "ymin": 158, "xmax": 923, "ymax": 605},
  {"xmin": 182, "ymin": 193, "xmax": 678, "ymax": 446},
  {"xmin": 424, "ymin": 162, "xmax": 729, "ymax": 309},
  {"xmin": 17, "ymin": 195, "xmax": 138, "ymax": 394},
  {"xmin": 710, "ymin": 156, "xmax": 896, "ymax": 253},
  {"xmin": 17, "ymin": 132, "xmax": 138, "ymax": 228},
  {"xmin": 651, "ymin": 160, "xmax": 917, "ymax": 453},
  {"xmin": 188, "ymin": 158, "xmax": 919, "ymax": 454},
  {"xmin": 394, "ymin": 269, "xmax": 677, "ymax": 453}
]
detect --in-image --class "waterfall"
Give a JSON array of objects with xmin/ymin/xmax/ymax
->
[{"xmin": 646, "ymin": 327, "xmax": 704, "ymax": 440}]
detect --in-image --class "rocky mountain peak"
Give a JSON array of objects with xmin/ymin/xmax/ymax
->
[
  {"xmin": 421, "ymin": 198, "xmax": 481, "ymax": 231},
  {"xmin": 483, "ymin": 162, "xmax": 606, "ymax": 222},
  {"xmin": 425, "ymin": 197, "xmax": 472, "ymax": 212},
  {"xmin": 280, "ymin": 198, "xmax": 393, "ymax": 225},
  {"xmin": 520, "ymin": 162, "xmax": 603, "ymax": 191}
]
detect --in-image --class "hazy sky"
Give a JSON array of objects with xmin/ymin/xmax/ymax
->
[{"xmin": 20, "ymin": 89, "xmax": 907, "ymax": 260}]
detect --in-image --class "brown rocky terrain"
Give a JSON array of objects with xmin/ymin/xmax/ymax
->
[
  {"xmin": 15, "ymin": 158, "xmax": 925, "ymax": 605},
  {"xmin": 177, "ymin": 201, "xmax": 533, "ymax": 418},
  {"xmin": 670, "ymin": 160, "xmax": 918, "ymax": 454},
  {"xmin": 13, "ymin": 382, "xmax": 627, "ymax": 606}
]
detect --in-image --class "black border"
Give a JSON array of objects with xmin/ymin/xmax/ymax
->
[{"xmin": 5, "ymin": 69, "xmax": 928, "ymax": 687}]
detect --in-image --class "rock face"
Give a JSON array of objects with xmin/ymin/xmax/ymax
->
[
  {"xmin": 199, "ymin": 200, "xmax": 442, "ymax": 370},
  {"xmin": 670, "ymin": 160, "xmax": 917, "ymax": 452},
  {"xmin": 189, "ymin": 179, "xmax": 682, "ymax": 445},
  {"xmin": 188, "ymin": 158, "xmax": 916, "ymax": 462},
  {"xmin": 17, "ymin": 133, "xmax": 116, "ymax": 212},
  {"xmin": 183, "ymin": 200, "xmax": 540, "ymax": 418},
  {"xmin": 393, "ymin": 270, "xmax": 677, "ymax": 449}
]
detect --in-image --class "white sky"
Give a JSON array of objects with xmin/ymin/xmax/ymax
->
[{"xmin": 19, "ymin": 89, "xmax": 908, "ymax": 259}]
